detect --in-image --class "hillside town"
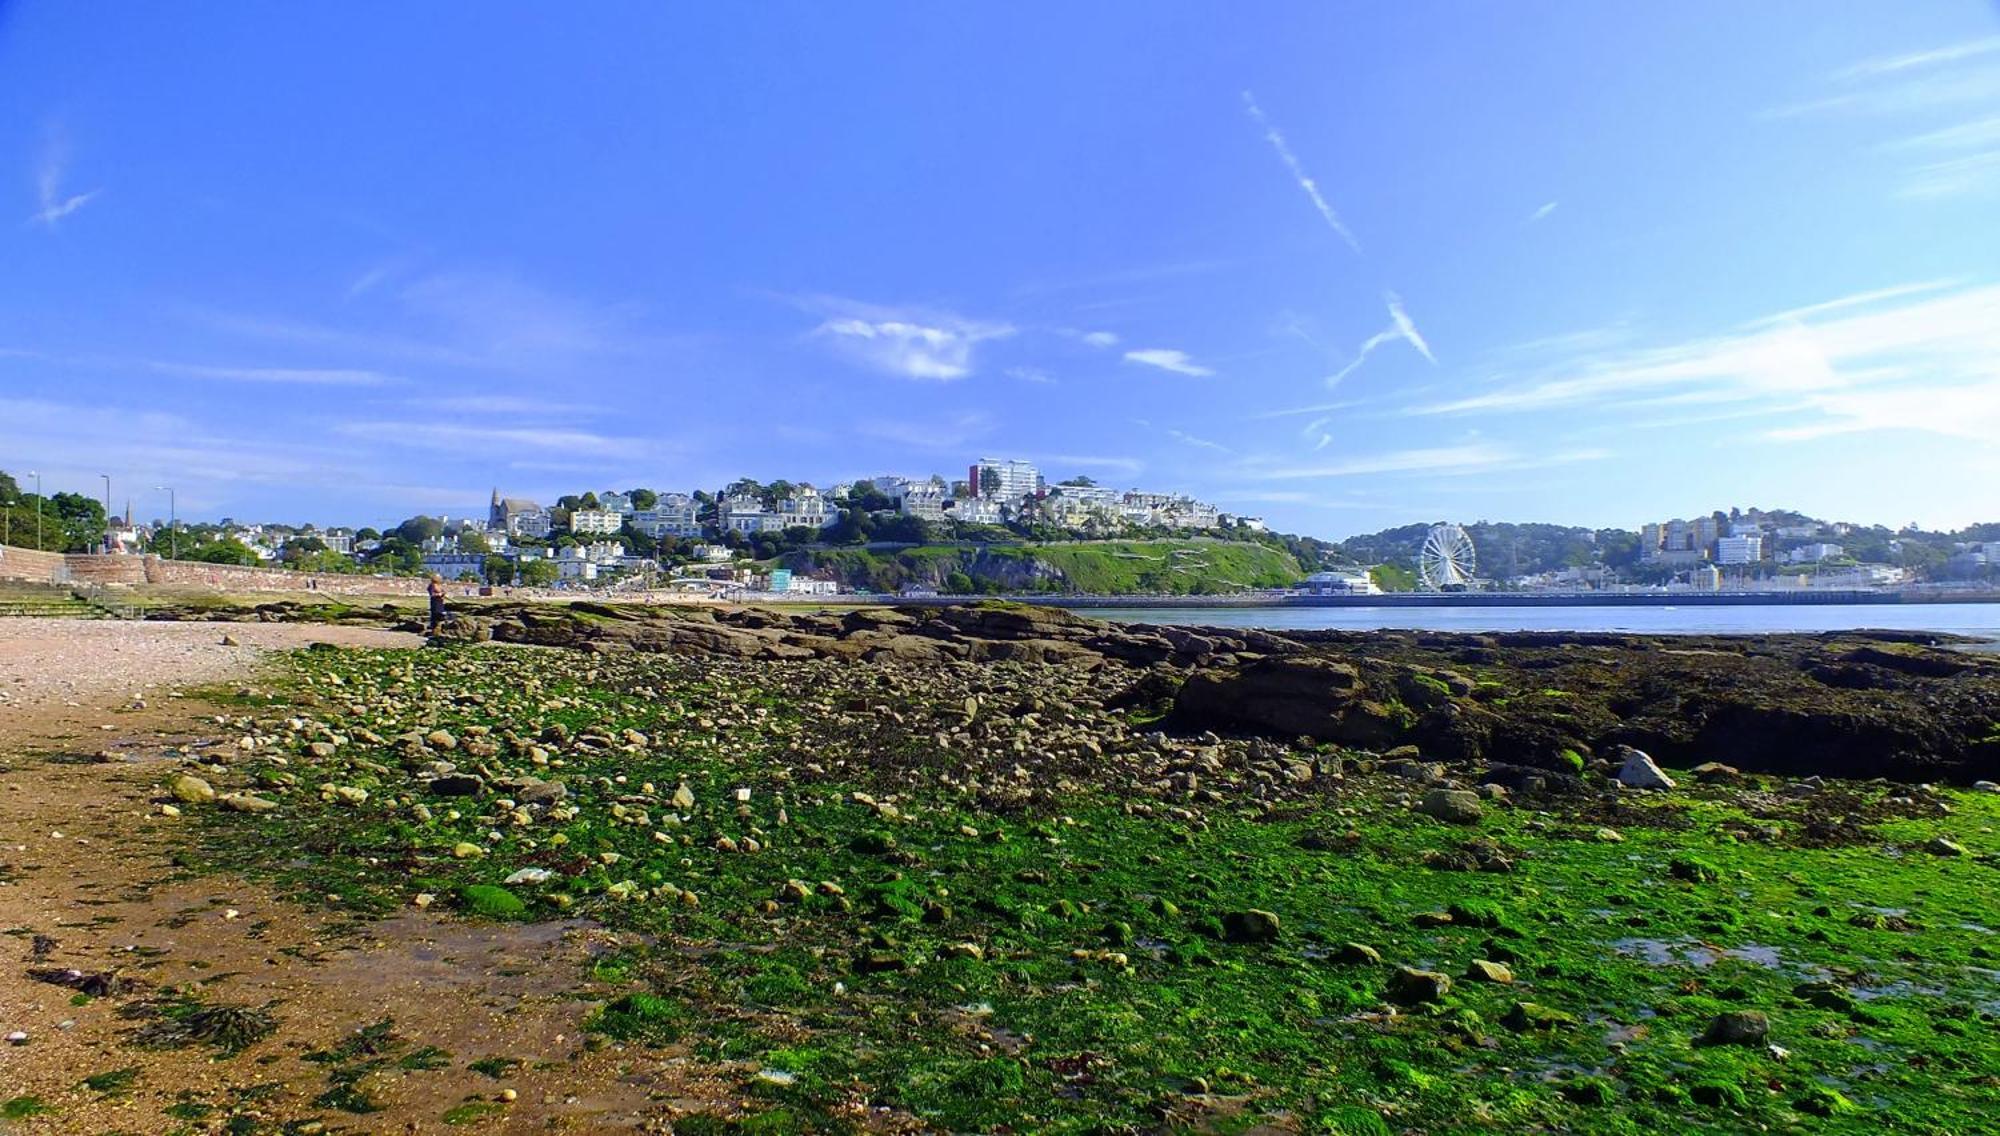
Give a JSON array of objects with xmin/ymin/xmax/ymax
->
[{"xmin": 5, "ymin": 464, "xmax": 1998, "ymax": 599}]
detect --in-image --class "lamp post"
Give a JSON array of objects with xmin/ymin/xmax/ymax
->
[
  {"xmin": 100, "ymin": 474, "xmax": 112, "ymax": 552},
  {"xmin": 29, "ymin": 471, "xmax": 40, "ymax": 550},
  {"xmin": 155, "ymin": 485, "xmax": 176, "ymax": 559}
]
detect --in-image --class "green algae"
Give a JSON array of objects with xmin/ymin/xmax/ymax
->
[{"xmin": 175, "ymin": 644, "xmax": 2000, "ymax": 1133}]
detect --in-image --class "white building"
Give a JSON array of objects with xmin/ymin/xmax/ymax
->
[
  {"xmin": 598, "ymin": 492, "xmax": 634, "ymax": 515},
  {"xmin": 720, "ymin": 496, "xmax": 789, "ymax": 535},
  {"xmin": 1716, "ymin": 534, "xmax": 1764, "ymax": 565},
  {"xmin": 971, "ymin": 458, "xmax": 1042, "ymax": 502},
  {"xmin": 885, "ymin": 480, "xmax": 948, "ymax": 521},
  {"xmin": 1786, "ymin": 542, "xmax": 1844, "ymax": 564},
  {"xmin": 946, "ymin": 497, "xmax": 1005, "ymax": 525},
  {"xmin": 1299, "ymin": 570, "xmax": 1380, "ymax": 596},
  {"xmin": 633, "ymin": 494, "xmax": 703, "ymax": 539},
  {"xmin": 772, "ymin": 486, "xmax": 837, "ymax": 529},
  {"xmin": 569, "ymin": 508, "xmax": 624, "ymax": 536}
]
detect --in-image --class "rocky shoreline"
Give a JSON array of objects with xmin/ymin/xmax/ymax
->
[{"xmin": 146, "ymin": 598, "xmax": 2000, "ymax": 785}]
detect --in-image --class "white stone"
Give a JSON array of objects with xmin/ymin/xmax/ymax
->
[{"xmin": 1614, "ymin": 748, "xmax": 1676, "ymax": 790}]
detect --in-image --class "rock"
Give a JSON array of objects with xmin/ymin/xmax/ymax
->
[
  {"xmin": 329, "ymin": 785, "xmax": 368, "ymax": 806},
  {"xmin": 1383, "ymin": 759, "xmax": 1445, "ymax": 783},
  {"xmin": 424, "ymin": 729, "xmax": 458, "ymax": 751},
  {"xmin": 169, "ymin": 774, "xmax": 216, "ymax": 805},
  {"xmin": 219, "ymin": 634, "xmax": 240, "ymax": 646},
  {"xmin": 1593, "ymin": 827, "xmax": 1624, "ymax": 843},
  {"xmin": 428, "ymin": 773, "xmax": 486, "ymax": 797},
  {"xmin": 1502, "ymin": 1001, "xmax": 1575, "ymax": 1030},
  {"xmin": 451, "ymin": 842, "xmax": 485, "ymax": 859},
  {"xmin": 1697, "ymin": 1010, "xmax": 1770, "ymax": 1047},
  {"xmin": 1465, "ymin": 959, "xmax": 1514, "ymax": 984},
  {"xmin": 515, "ymin": 779, "xmax": 567, "ymax": 805},
  {"xmin": 1220, "ymin": 909, "xmax": 1282, "ymax": 943},
  {"xmin": 1388, "ymin": 967, "xmax": 1453, "ymax": 1004},
  {"xmin": 218, "ymin": 792, "xmax": 279, "ymax": 813},
  {"xmin": 1332, "ymin": 942, "xmax": 1382, "ymax": 965},
  {"xmin": 1613, "ymin": 746, "xmax": 1676, "ymax": 790},
  {"xmin": 1170, "ymin": 656, "xmax": 1366, "ymax": 741},
  {"xmin": 1690, "ymin": 762, "xmax": 1742, "ymax": 783},
  {"xmin": 671, "ymin": 783, "xmax": 696, "ymax": 810},
  {"xmin": 306, "ymin": 741, "xmax": 338, "ymax": 758},
  {"xmin": 1974, "ymin": 780, "xmax": 2000, "ymax": 793},
  {"xmin": 1415, "ymin": 789, "xmax": 1483, "ymax": 825},
  {"xmin": 458, "ymin": 884, "xmax": 527, "ymax": 918},
  {"xmin": 503, "ymin": 868, "xmax": 552, "ymax": 886},
  {"xmin": 1923, "ymin": 837, "xmax": 1965, "ymax": 857}
]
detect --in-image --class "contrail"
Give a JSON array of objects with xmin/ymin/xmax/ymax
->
[
  {"xmin": 1242, "ymin": 91, "xmax": 1360, "ymax": 253},
  {"xmin": 1327, "ymin": 293, "xmax": 1434, "ymax": 389}
]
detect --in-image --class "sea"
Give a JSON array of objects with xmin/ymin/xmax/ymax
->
[{"xmin": 1072, "ymin": 603, "xmax": 2000, "ymax": 641}]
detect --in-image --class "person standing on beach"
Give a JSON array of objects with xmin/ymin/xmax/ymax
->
[{"xmin": 427, "ymin": 573, "xmax": 447, "ymax": 633}]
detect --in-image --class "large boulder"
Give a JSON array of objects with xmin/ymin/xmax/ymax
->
[
  {"xmin": 1171, "ymin": 656, "xmax": 1367, "ymax": 739},
  {"xmin": 1415, "ymin": 789, "xmax": 1484, "ymax": 825},
  {"xmin": 1613, "ymin": 746, "xmax": 1676, "ymax": 790}
]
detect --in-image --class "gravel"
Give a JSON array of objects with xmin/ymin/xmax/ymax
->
[{"xmin": 0, "ymin": 618, "xmax": 418, "ymax": 735}]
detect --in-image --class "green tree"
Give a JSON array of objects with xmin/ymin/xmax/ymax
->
[
  {"xmin": 627, "ymin": 488, "xmax": 659, "ymax": 510},
  {"xmin": 483, "ymin": 554, "xmax": 515, "ymax": 585},
  {"xmin": 194, "ymin": 538, "xmax": 261, "ymax": 567},
  {"xmin": 1370, "ymin": 563, "xmax": 1418, "ymax": 592},
  {"xmin": 519, "ymin": 558, "xmax": 559, "ymax": 587},
  {"xmin": 48, "ymin": 492, "xmax": 109, "ymax": 552},
  {"xmin": 456, "ymin": 529, "xmax": 491, "ymax": 554},
  {"xmin": 393, "ymin": 516, "xmax": 443, "ymax": 545}
]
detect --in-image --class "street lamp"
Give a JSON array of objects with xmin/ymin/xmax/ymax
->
[
  {"xmin": 100, "ymin": 474, "xmax": 112, "ymax": 552},
  {"xmin": 28, "ymin": 471, "xmax": 40, "ymax": 550},
  {"xmin": 155, "ymin": 486, "xmax": 177, "ymax": 559}
]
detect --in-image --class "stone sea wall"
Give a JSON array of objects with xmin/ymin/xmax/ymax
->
[
  {"xmin": 0, "ymin": 544, "xmax": 431, "ymax": 596},
  {"xmin": 0, "ymin": 543, "xmax": 67, "ymax": 585}
]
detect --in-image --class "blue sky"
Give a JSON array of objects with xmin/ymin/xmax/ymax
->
[{"xmin": 4, "ymin": 2, "xmax": 1999, "ymax": 535}]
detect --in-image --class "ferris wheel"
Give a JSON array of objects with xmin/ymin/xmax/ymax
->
[{"xmin": 1418, "ymin": 523, "xmax": 1478, "ymax": 590}]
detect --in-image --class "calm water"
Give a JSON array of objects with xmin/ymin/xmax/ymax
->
[{"xmin": 1073, "ymin": 603, "xmax": 2000, "ymax": 640}]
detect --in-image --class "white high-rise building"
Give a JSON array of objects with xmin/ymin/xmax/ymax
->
[
  {"xmin": 970, "ymin": 458, "xmax": 1042, "ymax": 502},
  {"xmin": 1716, "ymin": 534, "xmax": 1763, "ymax": 565}
]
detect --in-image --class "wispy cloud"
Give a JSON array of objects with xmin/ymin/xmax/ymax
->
[
  {"xmin": 30, "ymin": 127, "xmax": 100, "ymax": 228},
  {"xmin": 149, "ymin": 362, "xmax": 399, "ymax": 387},
  {"xmin": 1327, "ymin": 293, "xmax": 1436, "ymax": 389},
  {"xmin": 1244, "ymin": 443, "xmax": 1516, "ymax": 480},
  {"xmin": 403, "ymin": 393, "xmax": 605, "ymax": 415},
  {"xmin": 1241, "ymin": 444, "xmax": 1609, "ymax": 481},
  {"xmin": 1032, "ymin": 453, "xmax": 1145, "ymax": 478},
  {"xmin": 1241, "ymin": 90, "xmax": 1360, "ymax": 252},
  {"xmin": 332, "ymin": 420, "xmax": 663, "ymax": 459},
  {"xmin": 1838, "ymin": 36, "xmax": 2000, "ymax": 80},
  {"xmin": 1409, "ymin": 280, "xmax": 2000, "ymax": 445},
  {"xmin": 1898, "ymin": 146, "xmax": 2000, "ymax": 198},
  {"xmin": 1080, "ymin": 331, "xmax": 1119, "ymax": 349},
  {"xmin": 805, "ymin": 297, "xmax": 1013, "ymax": 381},
  {"xmin": 1772, "ymin": 35, "xmax": 2000, "ymax": 197},
  {"xmin": 1527, "ymin": 201, "xmax": 1559, "ymax": 223},
  {"xmin": 1243, "ymin": 399, "xmax": 1359, "ymax": 422},
  {"xmin": 1164, "ymin": 428, "xmax": 1234, "ymax": 454},
  {"xmin": 857, "ymin": 411, "xmax": 995, "ymax": 451},
  {"xmin": 1123, "ymin": 348, "xmax": 1214, "ymax": 377},
  {"xmin": 1004, "ymin": 366, "xmax": 1055, "ymax": 384}
]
